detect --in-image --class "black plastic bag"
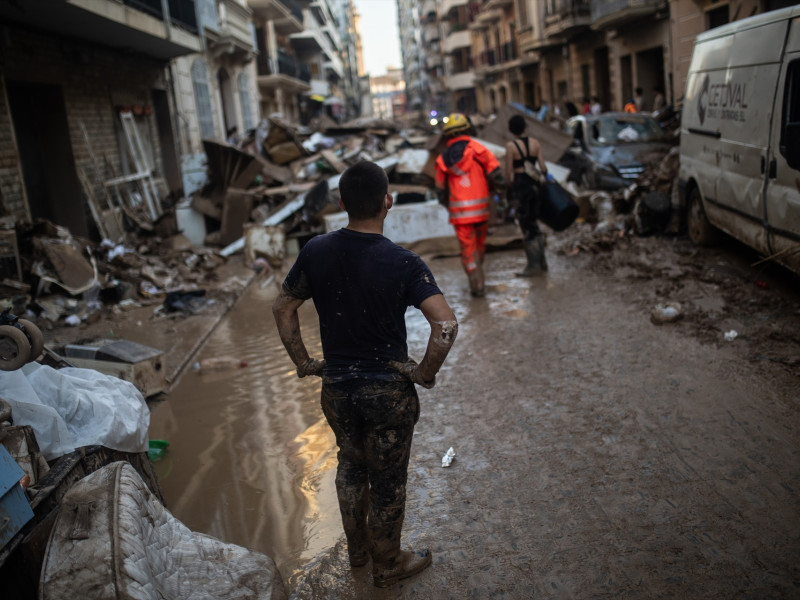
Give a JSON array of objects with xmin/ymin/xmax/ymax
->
[{"xmin": 540, "ymin": 181, "xmax": 579, "ymax": 231}]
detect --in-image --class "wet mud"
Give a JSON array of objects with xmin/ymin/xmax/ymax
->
[{"xmin": 150, "ymin": 232, "xmax": 800, "ymax": 598}]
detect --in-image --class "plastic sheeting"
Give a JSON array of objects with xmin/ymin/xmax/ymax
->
[{"xmin": 0, "ymin": 363, "xmax": 149, "ymax": 461}]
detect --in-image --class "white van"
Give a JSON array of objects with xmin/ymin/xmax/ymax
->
[{"xmin": 678, "ymin": 6, "xmax": 800, "ymax": 276}]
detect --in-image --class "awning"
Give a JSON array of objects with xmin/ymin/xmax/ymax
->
[{"xmin": 309, "ymin": 94, "xmax": 326, "ymax": 102}]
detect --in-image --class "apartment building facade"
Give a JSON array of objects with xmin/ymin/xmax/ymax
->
[
  {"xmin": 0, "ymin": 0, "xmax": 202, "ymax": 239},
  {"xmin": 403, "ymin": 0, "xmax": 795, "ymax": 120}
]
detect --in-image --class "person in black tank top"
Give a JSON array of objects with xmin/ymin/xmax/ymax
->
[{"xmin": 504, "ymin": 115, "xmax": 549, "ymax": 276}]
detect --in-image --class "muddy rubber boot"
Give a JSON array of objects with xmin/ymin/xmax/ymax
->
[
  {"xmin": 373, "ymin": 548, "xmax": 433, "ymax": 588},
  {"xmin": 516, "ymin": 236, "xmax": 547, "ymax": 277},
  {"xmin": 467, "ymin": 267, "xmax": 485, "ymax": 297},
  {"xmin": 370, "ymin": 504, "xmax": 429, "ymax": 587}
]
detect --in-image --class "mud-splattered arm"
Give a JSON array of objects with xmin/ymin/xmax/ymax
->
[
  {"xmin": 391, "ymin": 293, "xmax": 458, "ymax": 389},
  {"xmin": 272, "ymin": 288, "xmax": 325, "ymax": 378}
]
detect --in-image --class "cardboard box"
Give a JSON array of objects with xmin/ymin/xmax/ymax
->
[{"xmin": 61, "ymin": 339, "xmax": 166, "ymax": 397}]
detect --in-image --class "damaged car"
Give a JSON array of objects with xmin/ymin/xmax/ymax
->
[{"xmin": 564, "ymin": 112, "xmax": 675, "ymax": 186}]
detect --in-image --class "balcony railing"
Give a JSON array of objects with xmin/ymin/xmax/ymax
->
[
  {"xmin": 591, "ymin": 0, "xmax": 663, "ymax": 30},
  {"xmin": 124, "ymin": 0, "xmax": 198, "ymax": 33},
  {"xmin": 544, "ymin": 0, "xmax": 591, "ymax": 37},
  {"xmin": 475, "ymin": 41, "xmax": 517, "ymax": 68},
  {"xmin": 257, "ymin": 50, "xmax": 311, "ymax": 82},
  {"xmin": 279, "ymin": 0, "xmax": 305, "ymax": 22}
]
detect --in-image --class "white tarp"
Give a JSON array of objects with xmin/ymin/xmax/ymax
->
[{"xmin": 0, "ymin": 363, "xmax": 149, "ymax": 461}]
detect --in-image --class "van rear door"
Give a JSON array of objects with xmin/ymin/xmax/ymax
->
[{"xmin": 765, "ymin": 20, "xmax": 800, "ymax": 273}]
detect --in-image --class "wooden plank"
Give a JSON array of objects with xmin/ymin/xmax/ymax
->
[
  {"xmin": 219, "ymin": 188, "xmax": 254, "ymax": 246},
  {"xmin": 320, "ymin": 149, "xmax": 347, "ymax": 173},
  {"xmin": 76, "ymin": 167, "xmax": 110, "ymax": 240}
]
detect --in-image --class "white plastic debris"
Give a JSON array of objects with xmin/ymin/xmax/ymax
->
[
  {"xmin": 441, "ymin": 447, "xmax": 456, "ymax": 468},
  {"xmin": 64, "ymin": 314, "xmax": 81, "ymax": 326},
  {"xmin": 724, "ymin": 330, "xmax": 738, "ymax": 341},
  {"xmin": 650, "ymin": 302, "xmax": 682, "ymax": 325}
]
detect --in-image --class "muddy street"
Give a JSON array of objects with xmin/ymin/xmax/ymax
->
[{"xmin": 149, "ymin": 234, "xmax": 800, "ymax": 599}]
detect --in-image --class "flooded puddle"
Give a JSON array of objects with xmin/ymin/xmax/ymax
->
[{"xmin": 147, "ymin": 250, "xmax": 551, "ymax": 590}]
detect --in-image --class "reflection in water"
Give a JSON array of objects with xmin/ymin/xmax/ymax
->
[
  {"xmin": 147, "ymin": 252, "xmax": 547, "ymax": 591},
  {"xmin": 149, "ymin": 281, "xmax": 340, "ymax": 581}
]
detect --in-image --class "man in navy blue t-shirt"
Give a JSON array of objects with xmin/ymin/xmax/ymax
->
[{"xmin": 272, "ymin": 161, "xmax": 458, "ymax": 588}]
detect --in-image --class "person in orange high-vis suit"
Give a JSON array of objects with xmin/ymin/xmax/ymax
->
[{"xmin": 435, "ymin": 113, "xmax": 505, "ymax": 297}]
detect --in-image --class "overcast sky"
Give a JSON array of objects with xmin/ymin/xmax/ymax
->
[{"xmin": 353, "ymin": 0, "xmax": 402, "ymax": 77}]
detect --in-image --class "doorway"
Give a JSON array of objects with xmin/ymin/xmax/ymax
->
[
  {"xmin": 594, "ymin": 46, "xmax": 610, "ymax": 112},
  {"xmin": 217, "ymin": 68, "xmax": 237, "ymax": 138},
  {"xmin": 151, "ymin": 89, "xmax": 181, "ymax": 196},
  {"xmin": 6, "ymin": 80, "xmax": 88, "ymax": 238},
  {"xmin": 635, "ymin": 46, "xmax": 666, "ymax": 111}
]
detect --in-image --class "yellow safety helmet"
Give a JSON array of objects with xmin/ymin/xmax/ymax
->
[{"xmin": 442, "ymin": 113, "xmax": 471, "ymax": 136}]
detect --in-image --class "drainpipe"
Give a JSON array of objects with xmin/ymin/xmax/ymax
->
[{"xmin": 161, "ymin": 0, "xmax": 173, "ymax": 40}]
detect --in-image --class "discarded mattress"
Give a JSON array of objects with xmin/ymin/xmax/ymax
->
[{"xmin": 39, "ymin": 461, "xmax": 287, "ymax": 600}]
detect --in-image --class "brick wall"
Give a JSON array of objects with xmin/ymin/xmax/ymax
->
[{"xmin": 0, "ymin": 25, "xmax": 168, "ymax": 234}]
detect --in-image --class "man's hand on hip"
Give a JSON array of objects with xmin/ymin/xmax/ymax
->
[
  {"xmin": 297, "ymin": 358, "xmax": 325, "ymax": 378},
  {"xmin": 389, "ymin": 358, "xmax": 436, "ymax": 389}
]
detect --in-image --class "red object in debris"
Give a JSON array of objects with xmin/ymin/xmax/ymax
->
[
  {"xmin": 755, "ymin": 280, "xmax": 768, "ymax": 289},
  {"xmin": 239, "ymin": 360, "xmax": 248, "ymax": 368}
]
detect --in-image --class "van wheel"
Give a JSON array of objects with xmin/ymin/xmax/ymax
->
[
  {"xmin": 687, "ymin": 187, "xmax": 720, "ymax": 246},
  {"xmin": 0, "ymin": 324, "xmax": 31, "ymax": 371}
]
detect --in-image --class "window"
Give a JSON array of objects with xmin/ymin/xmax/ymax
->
[
  {"xmin": 191, "ymin": 60, "xmax": 216, "ymax": 139},
  {"xmin": 707, "ymin": 5, "xmax": 729, "ymax": 30},
  {"xmin": 238, "ymin": 72, "xmax": 254, "ymax": 131},
  {"xmin": 780, "ymin": 59, "xmax": 800, "ymax": 169}
]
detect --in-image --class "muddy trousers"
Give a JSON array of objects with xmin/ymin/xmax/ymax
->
[
  {"xmin": 453, "ymin": 221, "xmax": 489, "ymax": 295},
  {"xmin": 512, "ymin": 176, "xmax": 547, "ymax": 274},
  {"xmin": 320, "ymin": 379, "xmax": 420, "ymax": 567}
]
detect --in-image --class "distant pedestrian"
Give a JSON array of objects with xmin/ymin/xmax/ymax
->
[
  {"xmin": 504, "ymin": 115, "xmax": 550, "ymax": 276},
  {"xmin": 590, "ymin": 96, "xmax": 602, "ymax": 115},
  {"xmin": 624, "ymin": 98, "xmax": 637, "ymax": 113},
  {"xmin": 634, "ymin": 87, "xmax": 646, "ymax": 112},
  {"xmin": 581, "ymin": 97, "xmax": 591, "ymax": 115},
  {"xmin": 272, "ymin": 160, "xmax": 458, "ymax": 588},
  {"xmin": 435, "ymin": 113, "xmax": 505, "ymax": 297},
  {"xmin": 652, "ymin": 87, "xmax": 666, "ymax": 114}
]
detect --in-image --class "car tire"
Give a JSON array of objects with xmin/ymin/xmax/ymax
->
[
  {"xmin": 18, "ymin": 319, "xmax": 44, "ymax": 362},
  {"xmin": 0, "ymin": 324, "xmax": 31, "ymax": 371},
  {"xmin": 687, "ymin": 186, "xmax": 720, "ymax": 246}
]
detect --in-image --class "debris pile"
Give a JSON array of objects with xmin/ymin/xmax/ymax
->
[{"xmin": 0, "ymin": 104, "xmax": 682, "ymax": 334}]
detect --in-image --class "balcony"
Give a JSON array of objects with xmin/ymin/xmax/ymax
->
[
  {"xmin": 423, "ymin": 22, "xmax": 440, "ymax": 43},
  {"xmin": 445, "ymin": 71, "xmax": 475, "ymax": 91},
  {"xmin": 440, "ymin": 0, "xmax": 469, "ymax": 19},
  {"xmin": 443, "ymin": 29, "xmax": 471, "ymax": 53},
  {"xmin": 420, "ymin": 0, "xmax": 437, "ymax": 21},
  {"xmin": 591, "ymin": 0, "xmax": 664, "ymax": 30},
  {"xmin": 256, "ymin": 49, "xmax": 312, "ymax": 92},
  {"xmin": 544, "ymin": 0, "xmax": 592, "ymax": 39},
  {"xmin": 475, "ymin": 8, "xmax": 502, "ymax": 25},
  {"xmin": 483, "ymin": 0, "xmax": 514, "ymax": 9},
  {"xmin": 205, "ymin": 0, "xmax": 256, "ymax": 61},
  {"xmin": 475, "ymin": 39, "xmax": 517, "ymax": 66},
  {"xmin": 0, "ymin": 0, "xmax": 201, "ymax": 60},
  {"xmin": 426, "ymin": 53, "xmax": 443, "ymax": 69},
  {"xmin": 248, "ymin": 0, "xmax": 304, "ymax": 34}
]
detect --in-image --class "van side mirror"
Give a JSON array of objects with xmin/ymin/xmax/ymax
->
[{"xmin": 782, "ymin": 123, "xmax": 800, "ymax": 170}]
